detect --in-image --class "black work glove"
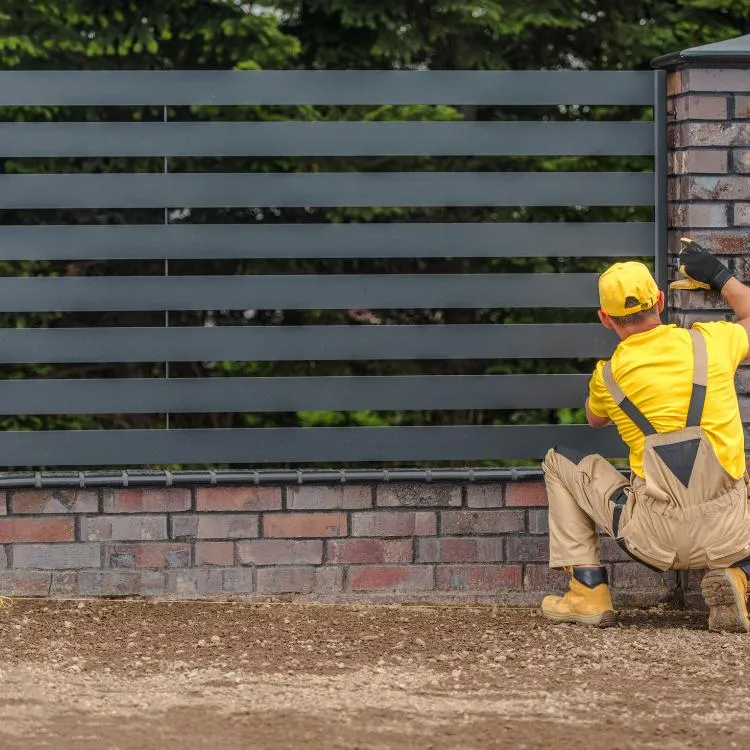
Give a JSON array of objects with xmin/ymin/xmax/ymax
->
[{"xmin": 676, "ymin": 238, "xmax": 734, "ymax": 292}]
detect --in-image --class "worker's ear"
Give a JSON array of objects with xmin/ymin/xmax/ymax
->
[
  {"xmin": 656, "ymin": 290, "xmax": 665, "ymax": 314},
  {"xmin": 598, "ymin": 309, "xmax": 615, "ymax": 329}
]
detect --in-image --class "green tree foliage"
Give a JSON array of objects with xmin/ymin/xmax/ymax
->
[{"xmin": 0, "ymin": 2, "xmax": 747, "ymax": 465}]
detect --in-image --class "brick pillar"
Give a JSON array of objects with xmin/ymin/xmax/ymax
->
[{"xmin": 654, "ymin": 35, "xmax": 750, "ymax": 605}]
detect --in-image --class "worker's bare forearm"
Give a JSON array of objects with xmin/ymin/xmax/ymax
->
[{"xmin": 721, "ymin": 277, "xmax": 750, "ymax": 322}]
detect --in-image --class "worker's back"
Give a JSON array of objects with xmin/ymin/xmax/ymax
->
[{"xmin": 587, "ymin": 321, "xmax": 748, "ymax": 479}]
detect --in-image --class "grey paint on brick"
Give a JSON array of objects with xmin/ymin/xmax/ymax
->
[
  {"xmin": 13, "ymin": 543, "xmax": 100, "ymax": 569},
  {"xmin": 84, "ymin": 516, "xmax": 167, "ymax": 542},
  {"xmin": 377, "ymin": 483, "xmax": 461, "ymax": 508},
  {"xmin": 527, "ymin": 510, "xmax": 549, "ymax": 535},
  {"xmin": 505, "ymin": 537, "xmax": 549, "ymax": 562},
  {"xmin": 78, "ymin": 570, "xmax": 141, "ymax": 596},
  {"xmin": 287, "ymin": 485, "xmax": 371, "ymax": 510},
  {"xmin": 222, "ymin": 567, "xmax": 254, "ymax": 593}
]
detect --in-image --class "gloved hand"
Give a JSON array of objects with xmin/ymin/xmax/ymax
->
[{"xmin": 672, "ymin": 238, "xmax": 734, "ymax": 292}]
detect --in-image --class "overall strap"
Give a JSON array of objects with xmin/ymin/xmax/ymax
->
[
  {"xmin": 602, "ymin": 361, "xmax": 657, "ymax": 436},
  {"xmin": 686, "ymin": 328, "xmax": 708, "ymax": 428}
]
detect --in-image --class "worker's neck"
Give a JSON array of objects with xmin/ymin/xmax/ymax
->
[{"xmin": 614, "ymin": 319, "xmax": 663, "ymax": 341}]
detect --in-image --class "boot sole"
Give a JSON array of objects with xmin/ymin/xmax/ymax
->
[
  {"xmin": 541, "ymin": 609, "xmax": 616, "ymax": 628},
  {"xmin": 700, "ymin": 569, "xmax": 750, "ymax": 633}
]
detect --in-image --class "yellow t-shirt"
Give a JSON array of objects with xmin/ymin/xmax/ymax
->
[{"xmin": 588, "ymin": 322, "xmax": 749, "ymax": 479}]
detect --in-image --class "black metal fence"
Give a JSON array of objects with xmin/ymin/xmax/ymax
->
[{"xmin": 0, "ymin": 70, "xmax": 667, "ymax": 468}]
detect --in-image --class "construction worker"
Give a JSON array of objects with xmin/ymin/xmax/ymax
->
[{"xmin": 541, "ymin": 239, "xmax": 750, "ymax": 631}]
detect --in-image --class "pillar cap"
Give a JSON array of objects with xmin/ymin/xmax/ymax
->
[{"xmin": 652, "ymin": 33, "xmax": 750, "ymax": 69}]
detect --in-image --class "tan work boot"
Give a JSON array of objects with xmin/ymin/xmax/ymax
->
[
  {"xmin": 701, "ymin": 568, "xmax": 750, "ymax": 633},
  {"xmin": 542, "ymin": 566, "xmax": 615, "ymax": 628}
]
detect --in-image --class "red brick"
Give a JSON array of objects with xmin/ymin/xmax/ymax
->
[
  {"xmin": 666, "ymin": 70, "xmax": 684, "ymax": 98},
  {"xmin": 195, "ymin": 541, "xmax": 234, "ymax": 566},
  {"xmin": 12, "ymin": 543, "xmax": 100, "ymax": 569},
  {"xmin": 440, "ymin": 510, "xmax": 524, "ymax": 535},
  {"xmin": 505, "ymin": 537, "xmax": 548, "ymax": 562},
  {"xmin": 670, "ymin": 202, "xmax": 727, "ymax": 229},
  {"xmin": 0, "ymin": 570, "xmax": 52, "ymax": 596},
  {"xmin": 256, "ymin": 566, "xmax": 316, "ymax": 594},
  {"xmin": 377, "ymin": 483, "xmax": 461, "ymax": 507},
  {"xmin": 264, "ymin": 512, "xmax": 347, "ymax": 538},
  {"xmin": 684, "ymin": 68, "xmax": 750, "ymax": 94},
  {"xmin": 523, "ymin": 565, "xmax": 571, "ymax": 591},
  {"xmin": 197, "ymin": 514, "xmax": 258, "ymax": 540},
  {"xmin": 0, "ymin": 518, "xmax": 74, "ymax": 543},
  {"xmin": 105, "ymin": 542, "xmax": 191, "ymax": 568},
  {"xmin": 612, "ymin": 563, "xmax": 670, "ymax": 589},
  {"xmin": 669, "ymin": 149, "xmax": 727, "ymax": 175},
  {"xmin": 103, "ymin": 488, "xmax": 190, "ymax": 513},
  {"xmin": 84, "ymin": 516, "xmax": 167, "ymax": 542},
  {"xmin": 673, "ymin": 94, "xmax": 728, "ymax": 121},
  {"xmin": 288, "ymin": 485, "xmax": 371, "ymax": 510},
  {"xmin": 505, "ymin": 482, "xmax": 548, "ymax": 507},
  {"xmin": 348, "ymin": 565, "xmax": 434, "ymax": 591},
  {"xmin": 528, "ymin": 510, "xmax": 548, "ymax": 535},
  {"xmin": 12, "ymin": 490, "xmax": 97, "ymax": 514},
  {"xmin": 437, "ymin": 565, "xmax": 522, "ymax": 591},
  {"xmin": 327, "ymin": 538, "xmax": 412, "ymax": 564},
  {"xmin": 417, "ymin": 537, "xmax": 504, "ymax": 563},
  {"xmin": 237, "ymin": 539, "xmax": 322, "ymax": 565},
  {"xmin": 167, "ymin": 569, "xmax": 223, "ymax": 596},
  {"xmin": 222, "ymin": 568, "xmax": 254, "ymax": 593},
  {"xmin": 350, "ymin": 511, "xmax": 436, "ymax": 537},
  {"xmin": 466, "ymin": 485, "xmax": 503, "ymax": 508},
  {"xmin": 196, "ymin": 487, "xmax": 281, "ymax": 512}
]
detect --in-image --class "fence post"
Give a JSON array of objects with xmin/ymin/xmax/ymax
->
[{"xmin": 654, "ymin": 34, "xmax": 750, "ymax": 606}]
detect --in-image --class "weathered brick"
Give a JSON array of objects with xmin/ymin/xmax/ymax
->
[
  {"xmin": 0, "ymin": 545, "xmax": 8, "ymax": 569},
  {"xmin": 734, "ymin": 203, "xmax": 750, "ymax": 226},
  {"xmin": 167, "ymin": 569, "xmax": 223, "ymax": 596},
  {"xmin": 736, "ymin": 367, "xmax": 750, "ymax": 395},
  {"xmin": 684, "ymin": 68, "xmax": 750, "ymax": 94},
  {"xmin": 669, "ymin": 286, "xmax": 728, "ymax": 311},
  {"xmin": 348, "ymin": 565, "xmax": 434, "ymax": 591},
  {"xmin": 417, "ymin": 537, "xmax": 504, "ymax": 563},
  {"xmin": 673, "ymin": 122, "xmax": 750, "ymax": 149},
  {"xmin": 377, "ymin": 483, "xmax": 461, "ymax": 508},
  {"xmin": 264, "ymin": 512, "xmax": 347, "ymax": 538},
  {"xmin": 0, "ymin": 493, "xmax": 6, "ymax": 516},
  {"xmin": 669, "ymin": 230, "xmax": 750, "ymax": 255},
  {"xmin": 196, "ymin": 487, "xmax": 281, "ymax": 512},
  {"xmin": 315, "ymin": 566, "xmax": 344, "ymax": 593},
  {"xmin": 466, "ymin": 484, "xmax": 503, "ymax": 508},
  {"xmin": 673, "ymin": 94, "xmax": 728, "ymax": 121},
  {"xmin": 222, "ymin": 567, "xmax": 254, "ymax": 593},
  {"xmin": 523, "ymin": 565, "xmax": 570, "ymax": 591},
  {"xmin": 195, "ymin": 541, "xmax": 235, "ymax": 566},
  {"xmin": 50, "ymin": 572, "xmax": 78, "ymax": 596},
  {"xmin": 0, "ymin": 518, "xmax": 74, "ymax": 543},
  {"xmin": 505, "ymin": 537, "xmax": 548, "ymax": 562},
  {"xmin": 739, "ymin": 396, "xmax": 750, "ymax": 422},
  {"xmin": 440, "ymin": 510, "xmax": 524, "ymax": 535},
  {"xmin": 737, "ymin": 95, "xmax": 750, "ymax": 119},
  {"xmin": 669, "ymin": 149, "xmax": 728, "ymax": 175},
  {"xmin": 600, "ymin": 537, "xmax": 632, "ymax": 563},
  {"xmin": 350, "ymin": 511, "xmax": 436, "ymax": 537},
  {"xmin": 84, "ymin": 516, "xmax": 167, "ymax": 542},
  {"xmin": 437, "ymin": 565, "xmax": 522, "ymax": 591},
  {"xmin": 672, "ymin": 311, "xmax": 730, "ymax": 328},
  {"xmin": 237, "ymin": 539, "xmax": 322, "ymax": 565},
  {"xmin": 256, "ymin": 566, "xmax": 316, "ymax": 594},
  {"xmin": 327, "ymin": 538, "xmax": 412, "ymax": 564},
  {"xmin": 679, "ymin": 175, "xmax": 750, "ymax": 201},
  {"xmin": 197, "ymin": 514, "xmax": 258, "ymax": 540},
  {"xmin": 288, "ymin": 485, "xmax": 371, "ymax": 510},
  {"xmin": 171, "ymin": 515, "xmax": 199, "ymax": 540},
  {"xmin": 0, "ymin": 570, "xmax": 52, "ymax": 596},
  {"xmin": 670, "ymin": 202, "xmax": 727, "ymax": 229},
  {"xmin": 78, "ymin": 570, "xmax": 141, "ymax": 596},
  {"xmin": 612, "ymin": 562, "xmax": 671, "ymax": 589},
  {"xmin": 11, "ymin": 490, "xmax": 97, "ymax": 515},
  {"xmin": 13, "ymin": 543, "xmax": 100, "ymax": 569},
  {"xmin": 105, "ymin": 542, "xmax": 191, "ymax": 569},
  {"xmin": 103, "ymin": 488, "xmax": 191, "ymax": 513},
  {"xmin": 528, "ymin": 510, "xmax": 548, "ymax": 535},
  {"xmin": 505, "ymin": 482, "xmax": 548, "ymax": 507},
  {"xmin": 140, "ymin": 570, "xmax": 168, "ymax": 596}
]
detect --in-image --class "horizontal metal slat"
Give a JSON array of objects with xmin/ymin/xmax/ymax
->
[
  {"xmin": 0, "ymin": 121, "xmax": 655, "ymax": 157},
  {"xmin": 0, "ymin": 374, "xmax": 590, "ymax": 415},
  {"xmin": 0, "ymin": 172, "xmax": 655, "ymax": 209},
  {"xmin": 0, "ymin": 274, "xmax": 601, "ymax": 312},
  {"xmin": 0, "ymin": 425, "xmax": 626, "ymax": 466},
  {"xmin": 0, "ymin": 222, "xmax": 656, "ymax": 261},
  {"xmin": 0, "ymin": 325, "xmax": 617, "ymax": 364},
  {"xmin": 0, "ymin": 71, "xmax": 657, "ymax": 106}
]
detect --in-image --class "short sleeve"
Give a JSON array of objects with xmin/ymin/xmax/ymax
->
[
  {"xmin": 587, "ymin": 361, "xmax": 611, "ymax": 418},
  {"xmin": 694, "ymin": 321, "xmax": 749, "ymax": 371}
]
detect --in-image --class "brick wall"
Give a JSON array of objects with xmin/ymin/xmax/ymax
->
[{"xmin": 0, "ymin": 482, "xmax": 676, "ymax": 605}]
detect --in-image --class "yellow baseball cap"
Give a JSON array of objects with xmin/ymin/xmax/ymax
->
[{"xmin": 598, "ymin": 261, "xmax": 659, "ymax": 317}]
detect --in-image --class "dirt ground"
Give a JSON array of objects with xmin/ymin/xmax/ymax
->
[{"xmin": 0, "ymin": 600, "xmax": 746, "ymax": 750}]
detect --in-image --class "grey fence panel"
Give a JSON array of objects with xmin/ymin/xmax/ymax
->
[
  {"xmin": 0, "ymin": 274, "xmax": 601, "ymax": 312},
  {"xmin": 0, "ymin": 374, "xmax": 590, "ymax": 415},
  {"xmin": 0, "ymin": 172, "xmax": 655, "ymax": 209},
  {"xmin": 0, "ymin": 325, "xmax": 618, "ymax": 364},
  {"xmin": 0, "ymin": 71, "xmax": 656, "ymax": 106},
  {"xmin": 0, "ymin": 222, "xmax": 656, "ymax": 261},
  {"xmin": 0, "ymin": 425, "xmax": 626, "ymax": 465},
  {"xmin": 0, "ymin": 121, "xmax": 655, "ymax": 157}
]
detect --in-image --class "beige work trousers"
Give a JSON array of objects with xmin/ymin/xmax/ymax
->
[{"xmin": 542, "ymin": 447, "xmax": 750, "ymax": 571}]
